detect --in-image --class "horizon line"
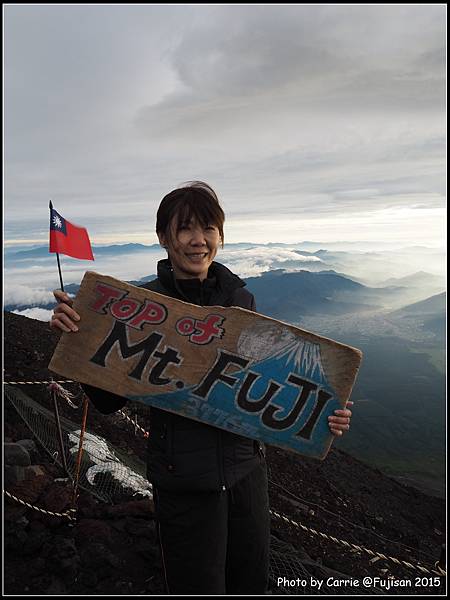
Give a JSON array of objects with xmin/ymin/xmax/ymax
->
[{"xmin": 4, "ymin": 239, "xmax": 446, "ymax": 249}]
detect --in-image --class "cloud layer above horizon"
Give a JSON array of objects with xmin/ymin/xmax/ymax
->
[{"xmin": 4, "ymin": 5, "xmax": 446, "ymax": 246}]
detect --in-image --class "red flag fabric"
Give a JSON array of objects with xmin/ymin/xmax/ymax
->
[{"xmin": 49, "ymin": 206, "xmax": 94, "ymax": 260}]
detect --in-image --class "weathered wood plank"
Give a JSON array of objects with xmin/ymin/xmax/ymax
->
[{"xmin": 49, "ymin": 271, "xmax": 362, "ymax": 459}]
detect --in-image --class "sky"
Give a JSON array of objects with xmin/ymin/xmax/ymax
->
[{"xmin": 4, "ymin": 4, "xmax": 447, "ymax": 247}]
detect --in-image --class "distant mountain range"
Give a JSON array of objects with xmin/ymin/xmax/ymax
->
[
  {"xmin": 390, "ymin": 291, "xmax": 446, "ymax": 316},
  {"xmin": 378, "ymin": 271, "xmax": 445, "ymax": 298},
  {"xmin": 5, "ymin": 240, "xmax": 419, "ymax": 259},
  {"xmin": 4, "ymin": 268, "xmax": 391, "ymax": 316},
  {"xmin": 5, "ymin": 242, "xmax": 445, "ymax": 313},
  {"xmin": 388, "ymin": 292, "xmax": 446, "ymax": 343},
  {"xmin": 380, "ymin": 270, "xmax": 443, "ymax": 286},
  {"xmin": 6, "ymin": 243, "xmax": 161, "ymax": 260},
  {"xmin": 244, "ymin": 270, "xmax": 380, "ymax": 321},
  {"xmin": 5, "ymin": 264, "xmax": 446, "ymax": 319}
]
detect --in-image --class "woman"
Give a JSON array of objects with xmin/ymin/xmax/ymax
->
[{"xmin": 51, "ymin": 181, "xmax": 352, "ymax": 594}]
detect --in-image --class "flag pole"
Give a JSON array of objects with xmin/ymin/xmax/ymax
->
[
  {"xmin": 55, "ymin": 252, "xmax": 65, "ymax": 292},
  {"xmin": 49, "ymin": 199, "xmax": 69, "ymax": 480},
  {"xmin": 49, "ymin": 200, "xmax": 65, "ymax": 292}
]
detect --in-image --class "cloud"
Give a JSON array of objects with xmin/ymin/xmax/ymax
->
[
  {"xmin": 136, "ymin": 4, "xmax": 445, "ymax": 140},
  {"xmin": 220, "ymin": 247, "xmax": 322, "ymax": 278},
  {"xmin": 4, "ymin": 284, "xmax": 55, "ymax": 307},
  {"xmin": 4, "ymin": 5, "xmax": 445, "ymax": 248},
  {"xmin": 12, "ymin": 307, "xmax": 54, "ymax": 322},
  {"xmin": 4, "ymin": 249, "xmax": 164, "ymax": 294}
]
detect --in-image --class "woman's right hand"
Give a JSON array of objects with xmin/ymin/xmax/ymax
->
[{"xmin": 50, "ymin": 289, "xmax": 81, "ymax": 333}]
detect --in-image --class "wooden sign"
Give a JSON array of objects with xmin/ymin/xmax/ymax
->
[{"xmin": 49, "ymin": 271, "xmax": 362, "ymax": 459}]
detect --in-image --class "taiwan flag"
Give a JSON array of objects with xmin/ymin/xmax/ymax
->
[{"xmin": 49, "ymin": 203, "xmax": 94, "ymax": 260}]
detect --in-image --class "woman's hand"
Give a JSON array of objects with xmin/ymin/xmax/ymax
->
[
  {"xmin": 328, "ymin": 400, "xmax": 353, "ymax": 436},
  {"xmin": 50, "ymin": 289, "xmax": 81, "ymax": 333}
]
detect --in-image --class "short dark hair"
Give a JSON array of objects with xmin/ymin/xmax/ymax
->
[{"xmin": 156, "ymin": 181, "xmax": 225, "ymax": 247}]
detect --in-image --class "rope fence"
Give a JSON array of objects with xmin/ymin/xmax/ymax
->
[
  {"xmin": 267, "ymin": 476, "xmax": 441, "ymax": 565},
  {"xmin": 4, "ymin": 490, "xmax": 77, "ymax": 522},
  {"xmin": 269, "ymin": 509, "xmax": 446, "ymax": 577}
]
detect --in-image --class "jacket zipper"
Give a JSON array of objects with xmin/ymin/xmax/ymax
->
[
  {"xmin": 258, "ymin": 441, "xmax": 266, "ymax": 458},
  {"xmin": 167, "ymin": 264, "xmax": 236, "ymax": 488}
]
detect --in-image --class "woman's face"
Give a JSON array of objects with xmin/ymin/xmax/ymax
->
[{"xmin": 158, "ymin": 215, "xmax": 221, "ymax": 281}]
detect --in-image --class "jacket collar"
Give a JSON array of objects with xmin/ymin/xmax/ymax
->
[{"xmin": 156, "ymin": 258, "xmax": 246, "ymax": 305}]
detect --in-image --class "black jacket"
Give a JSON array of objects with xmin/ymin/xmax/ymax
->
[{"xmin": 83, "ymin": 259, "xmax": 265, "ymax": 492}]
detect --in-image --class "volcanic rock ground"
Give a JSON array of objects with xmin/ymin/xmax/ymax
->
[{"xmin": 3, "ymin": 311, "xmax": 446, "ymax": 595}]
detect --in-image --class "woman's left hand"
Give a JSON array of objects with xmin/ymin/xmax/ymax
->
[{"xmin": 328, "ymin": 401, "xmax": 353, "ymax": 436}]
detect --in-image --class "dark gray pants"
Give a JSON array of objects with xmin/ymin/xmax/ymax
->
[{"xmin": 153, "ymin": 461, "xmax": 270, "ymax": 595}]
